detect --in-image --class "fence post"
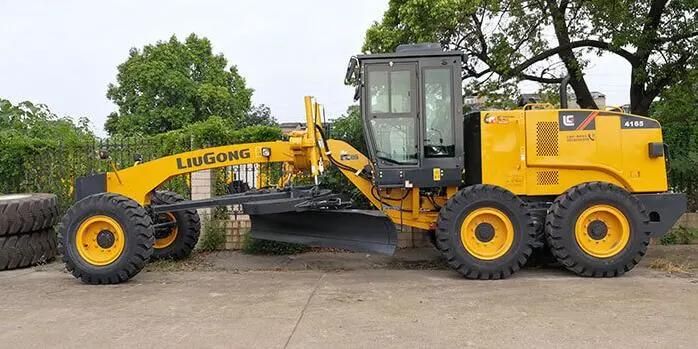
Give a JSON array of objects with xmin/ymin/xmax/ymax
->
[{"xmin": 191, "ymin": 169, "xmax": 213, "ymax": 248}]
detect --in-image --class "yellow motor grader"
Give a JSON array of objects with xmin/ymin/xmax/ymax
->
[{"xmin": 59, "ymin": 44, "xmax": 685, "ymax": 284}]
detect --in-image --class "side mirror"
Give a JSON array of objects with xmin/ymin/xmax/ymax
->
[{"xmin": 344, "ymin": 56, "xmax": 359, "ymax": 86}]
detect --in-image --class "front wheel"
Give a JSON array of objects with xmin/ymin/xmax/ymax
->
[
  {"xmin": 435, "ymin": 185, "xmax": 536, "ymax": 279},
  {"xmin": 58, "ymin": 193, "xmax": 154, "ymax": 284}
]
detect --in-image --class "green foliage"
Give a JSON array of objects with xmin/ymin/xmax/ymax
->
[
  {"xmin": 149, "ymin": 116, "xmax": 283, "ymax": 149},
  {"xmin": 241, "ymin": 235, "xmax": 309, "ymax": 255},
  {"xmin": 660, "ymin": 226, "xmax": 698, "ymax": 245},
  {"xmin": 364, "ymin": 0, "xmax": 697, "ymax": 115},
  {"xmin": 1, "ymin": 99, "xmax": 283, "ymax": 213},
  {"xmin": 198, "ymin": 216, "xmax": 227, "ymax": 251},
  {"xmin": 329, "ymin": 105, "xmax": 366, "ymax": 154},
  {"xmin": 0, "ymin": 99, "xmax": 94, "ymax": 205},
  {"xmin": 653, "ymin": 69, "xmax": 698, "ymax": 210},
  {"xmin": 105, "ymin": 34, "xmax": 256, "ymax": 136}
]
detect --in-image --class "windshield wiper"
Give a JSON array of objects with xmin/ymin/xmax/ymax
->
[{"xmin": 376, "ymin": 155, "xmax": 416, "ymax": 165}]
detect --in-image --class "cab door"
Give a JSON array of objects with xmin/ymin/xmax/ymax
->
[{"xmin": 363, "ymin": 62, "xmax": 420, "ymax": 174}]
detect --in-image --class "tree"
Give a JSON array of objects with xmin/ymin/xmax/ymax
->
[
  {"xmin": 242, "ymin": 104, "xmax": 278, "ymax": 128},
  {"xmin": 329, "ymin": 105, "xmax": 366, "ymax": 154},
  {"xmin": 364, "ymin": 0, "xmax": 697, "ymax": 115},
  {"xmin": 105, "ymin": 34, "xmax": 254, "ymax": 135},
  {"xmin": 0, "ymin": 99, "xmax": 92, "ymax": 143}
]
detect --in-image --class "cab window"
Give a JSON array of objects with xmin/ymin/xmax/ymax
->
[
  {"xmin": 367, "ymin": 66, "xmax": 417, "ymax": 165},
  {"xmin": 423, "ymin": 68, "xmax": 455, "ymax": 157}
]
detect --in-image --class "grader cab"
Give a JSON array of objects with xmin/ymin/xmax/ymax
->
[{"xmin": 60, "ymin": 44, "xmax": 685, "ymax": 284}]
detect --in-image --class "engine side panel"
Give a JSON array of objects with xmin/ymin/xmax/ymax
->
[{"xmin": 480, "ymin": 109, "xmax": 668, "ymax": 195}]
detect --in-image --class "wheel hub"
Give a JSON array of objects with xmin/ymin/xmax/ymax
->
[
  {"xmin": 75, "ymin": 215, "xmax": 126, "ymax": 266},
  {"xmin": 474, "ymin": 223, "xmax": 495, "ymax": 242},
  {"xmin": 574, "ymin": 204, "xmax": 631, "ymax": 258},
  {"xmin": 459, "ymin": 207, "xmax": 515, "ymax": 260},
  {"xmin": 587, "ymin": 220, "xmax": 608, "ymax": 240},
  {"xmin": 96, "ymin": 230, "xmax": 116, "ymax": 248}
]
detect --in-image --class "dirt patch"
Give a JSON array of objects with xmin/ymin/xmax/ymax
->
[
  {"xmin": 122, "ymin": 244, "xmax": 698, "ymax": 277},
  {"xmin": 145, "ymin": 252, "xmax": 220, "ymax": 272},
  {"xmin": 644, "ymin": 244, "xmax": 698, "ymax": 276},
  {"xmin": 647, "ymin": 258, "xmax": 692, "ymax": 276}
]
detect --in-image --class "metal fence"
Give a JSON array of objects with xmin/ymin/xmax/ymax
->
[{"xmin": 16, "ymin": 138, "xmax": 286, "ymax": 214}]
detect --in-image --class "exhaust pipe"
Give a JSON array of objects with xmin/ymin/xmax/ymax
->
[{"xmin": 560, "ymin": 74, "xmax": 571, "ymax": 108}]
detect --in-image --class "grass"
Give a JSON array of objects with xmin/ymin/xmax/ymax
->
[
  {"xmin": 660, "ymin": 226, "xmax": 698, "ymax": 245},
  {"xmin": 197, "ymin": 216, "xmax": 227, "ymax": 251}
]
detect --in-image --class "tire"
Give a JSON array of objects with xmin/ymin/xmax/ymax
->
[
  {"xmin": 0, "ymin": 229, "xmax": 57, "ymax": 271},
  {"xmin": 0, "ymin": 194, "xmax": 59, "ymax": 236},
  {"xmin": 545, "ymin": 182, "xmax": 650, "ymax": 277},
  {"xmin": 58, "ymin": 193, "xmax": 154, "ymax": 284},
  {"xmin": 150, "ymin": 191, "xmax": 200, "ymax": 260},
  {"xmin": 435, "ymin": 185, "xmax": 536, "ymax": 279}
]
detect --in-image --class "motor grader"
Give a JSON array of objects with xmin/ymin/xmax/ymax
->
[{"xmin": 59, "ymin": 44, "xmax": 686, "ymax": 284}]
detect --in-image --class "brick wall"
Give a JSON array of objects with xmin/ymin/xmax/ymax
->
[
  {"xmin": 223, "ymin": 209, "xmax": 251, "ymax": 250},
  {"xmin": 190, "ymin": 170, "xmax": 212, "ymax": 249},
  {"xmin": 190, "ymin": 170, "xmax": 212, "ymax": 219}
]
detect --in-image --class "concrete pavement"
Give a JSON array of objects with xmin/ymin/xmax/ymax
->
[{"xmin": 0, "ymin": 248, "xmax": 696, "ymax": 348}]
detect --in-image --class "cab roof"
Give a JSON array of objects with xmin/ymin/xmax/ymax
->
[{"xmin": 357, "ymin": 43, "xmax": 464, "ymax": 61}]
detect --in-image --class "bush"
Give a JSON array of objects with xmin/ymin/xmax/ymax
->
[
  {"xmin": 660, "ymin": 226, "xmax": 698, "ymax": 245},
  {"xmin": 197, "ymin": 216, "xmax": 227, "ymax": 251},
  {"xmin": 0, "ymin": 99, "xmax": 94, "ymax": 199},
  {"xmin": 3, "ymin": 111, "xmax": 284, "ymax": 215},
  {"xmin": 241, "ymin": 235, "xmax": 309, "ymax": 255}
]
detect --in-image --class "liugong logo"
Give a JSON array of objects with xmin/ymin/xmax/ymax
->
[{"xmin": 176, "ymin": 149, "xmax": 251, "ymax": 169}]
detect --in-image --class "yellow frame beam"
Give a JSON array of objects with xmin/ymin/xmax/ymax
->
[{"xmin": 106, "ymin": 142, "xmax": 297, "ymax": 204}]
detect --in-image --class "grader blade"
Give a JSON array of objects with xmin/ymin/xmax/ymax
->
[{"xmin": 249, "ymin": 209, "xmax": 397, "ymax": 255}]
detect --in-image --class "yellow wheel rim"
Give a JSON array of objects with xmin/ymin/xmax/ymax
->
[
  {"xmin": 575, "ymin": 204, "xmax": 630, "ymax": 258},
  {"xmin": 75, "ymin": 215, "xmax": 126, "ymax": 266},
  {"xmin": 460, "ymin": 207, "xmax": 515, "ymax": 260},
  {"xmin": 154, "ymin": 212, "xmax": 178, "ymax": 249}
]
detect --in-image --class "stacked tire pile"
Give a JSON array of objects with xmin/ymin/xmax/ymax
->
[{"xmin": 0, "ymin": 194, "xmax": 59, "ymax": 271}]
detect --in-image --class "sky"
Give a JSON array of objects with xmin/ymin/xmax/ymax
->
[{"xmin": 0, "ymin": 0, "xmax": 632, "ymax": 136}]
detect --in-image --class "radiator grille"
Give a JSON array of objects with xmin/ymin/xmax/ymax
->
[
  {"xmin": 536, "ymin": 122, "xmax": 559, "ymax": 156},
  {"xmin": 536, "ymin": 171, "xmax": 560, "ymax": 185}
]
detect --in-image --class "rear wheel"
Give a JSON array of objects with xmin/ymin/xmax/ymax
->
[
  {"xmin": 545, "ymin": 182, "xmax": 650, "ymax": 277},
  {"xmin": 435, "ymin": 185, "xmax": 535, "ymax": 279},
  {"xmin": 58, "ymin": 193, "xmax": 154, "ymax": 284},
  {"xmin": 150, "ymin": 191, "xmax": 200, "ymax": 260}
]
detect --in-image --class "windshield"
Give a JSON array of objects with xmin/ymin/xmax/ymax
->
[{"xmin": 366, "ymin": 66, "xmax": 418, "ymax": 165}]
